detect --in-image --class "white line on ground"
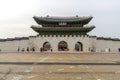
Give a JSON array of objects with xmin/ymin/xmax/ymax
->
[
  {"xmin": 69, "ymin": 66, "xmax": 75, "ymax": 68},
  {"xmin": 48, "ymin": 71, "xmax": 52, "ymax": 73},
  {"xmin": 115, "ymin": 71, "xmax": 120, "ymax": 73},
  {"xmin": 58, "ymin": 58, "xmax": 63, "ymax": 60},
  {"xmin": 39, "ymin": 56, "xmax": 49, "ymax": 62},
  {"xmin": 76, "ymin": 77, "xmax": 82, "ymax": 80},
  {"xmin": 57, "ymin": 68, "xmax": 64, "ymax": 71},
  {"xmin": 11, "ymin": 56, "xmax": 49, "ymax": 80},
  {"xmin": 25, "ymin": 69, "xmax": 32, "ymax": 73},
  {"xmin": 27, "ymin": 75, "xmax": 37, "ymax": 79},
  {"xmin": 11, "ymin": 75, "xmax": 23, "ymax": 80},
  {"xmin": 86, "ymin": 66, "xmax": 89, "ymax": 68}
]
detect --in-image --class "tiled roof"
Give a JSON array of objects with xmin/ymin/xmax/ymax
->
[
  {"xmin": 34, "ymin": 16, "xmax": 92, "ymax": 22},
  {"xmin": 33, "ymin": 16, "xmax": 93, "ymax": 25},
  {"xmin": 31, "ymin": 25, "xmax": 95, "ymax": 32},
  {"xmin": 96, "ymin": 37, "xmax": 120, "ymax": 41},
  {"xmin": 0, "ymin": 37, "xmax": 29, "ymax": 42}
]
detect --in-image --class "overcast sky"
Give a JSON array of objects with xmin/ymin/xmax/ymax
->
[{"xmin": 0, "ymin": 0, "xmax": 120, "ymax": 38}]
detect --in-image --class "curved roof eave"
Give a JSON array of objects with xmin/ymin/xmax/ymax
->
[
  {"xmin": 31, "ymin": 25, "xmax": 95, "ymax": 33},
  {"xmin": 33, "ymin": 16, "xmax": 93, "ymax": 24}
]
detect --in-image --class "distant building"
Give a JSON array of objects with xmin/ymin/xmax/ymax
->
[{"xmin": 0, "ymin": 15, "xmax": 120, "ymax": 53}]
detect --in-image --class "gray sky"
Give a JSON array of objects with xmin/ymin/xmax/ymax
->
[{"xmin": 0, "ymin": 0, "xmax": 120, "ymax": 38}]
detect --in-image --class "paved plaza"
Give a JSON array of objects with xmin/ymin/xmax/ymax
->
[{"xmin": 0, "ymin": 52, "xmax": 120, "ymax": 80}]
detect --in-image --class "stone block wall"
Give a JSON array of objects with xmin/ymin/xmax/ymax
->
[{"xmin": 0, "ymin": 35, "xmax": 120, "ymax": 53}]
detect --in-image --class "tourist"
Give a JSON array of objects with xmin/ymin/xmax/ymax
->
[
  {"xmin": 105, "ymin": 48, "xmax": 108, "ymax": 52},
  {"xmin": 27, "ymin": 47, "xmax": 29, "ymax": 52},
  {"xmin": 17, "ymin": 47, "xmax": 20, "ymax": 52},
  {"xmin": 109, "ymin": 48, "xmax": 111, "ymax": 52},
  {"xmin": 40, "ymin": 47, "xmax": 43, "ymax": 52},
  {"xmin": 119, "ymin": 48, "xmax": 120, "ymax": 52},
  {"xmin": 32, "ymin": 47, "xmax": 35, "ymax": 52},
  {"xmin": 22, "ymin": 48, "xmax": 25, "ymax": 52},
  {"xmin": 51, "ymin": 48, "xmax": 53, "ymax": 52}
]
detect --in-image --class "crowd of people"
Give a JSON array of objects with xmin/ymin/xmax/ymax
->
[
  {"xmin": 18, "ymin": 47, "xmax": 36, "ymax": 52},
  {"xmin": 17, "ymin": 47, "xmax": 53, "ymax": 53}
]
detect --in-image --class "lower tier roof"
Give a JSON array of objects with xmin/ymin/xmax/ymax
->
[{"xmin": 31, "ymin": 26, "xmax": 95, "ymax": 35}]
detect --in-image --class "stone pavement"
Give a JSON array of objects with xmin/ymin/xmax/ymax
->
[{"xmin": 0, "ymin": 52, "xmax": 120, "ymax": 80}]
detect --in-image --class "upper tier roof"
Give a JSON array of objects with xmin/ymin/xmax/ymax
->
[{"xmin": 33, "ymin": 16, "xmax": 93, "ymax": 25}]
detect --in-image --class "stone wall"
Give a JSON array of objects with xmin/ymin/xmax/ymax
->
[
  {"xmin": 0, "ymin": 39, "xmax": 29, "ymax": 52},
  {"xmin": 0, "ymin": 35, "xmax": 120, "ymax": 53},
  {"xmin": 30, "ymin": 35, "xmax": 90, "ymax": 52},
  {"xmin": 88, "ymin": 36, "xmax": 120, "ymax": 53}
]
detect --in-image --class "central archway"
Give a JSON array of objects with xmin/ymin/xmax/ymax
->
[
  {"xmin": 58, "ymin": 41, "xmax": 68, "ymax": 51},
  {"xmin": 43, "ymin": 42, "xmax": 51, "ymax": 51},
  {"xmin": 75, "ymin": 42, "xmax": 83, "ymax": 51}
]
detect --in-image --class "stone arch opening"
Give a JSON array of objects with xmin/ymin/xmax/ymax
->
[
  {"xmin": 75, "ymin": 42, "xmax": 83, "ymax": 51},
  {"xmin": 58, "ymin": 41, "xmax": 68, "ymax": 51},
  {"xmin": 43, "ymin": 42, "xmax": 51, "ymax": 51}
]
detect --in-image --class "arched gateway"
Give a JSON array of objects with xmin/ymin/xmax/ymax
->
[
  {"xmin": 43, "ymin": 42, "xmax": 51, "ymax": 51},
  {"xmin": 58, "ymin": 41, "xmax": 68, "ymax": 51},
  {"xmin": 75, "ymin": 42, "xmax": 83, "ymax": 51}
]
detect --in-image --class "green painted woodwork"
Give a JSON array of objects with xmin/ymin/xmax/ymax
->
[
  {"xmin": 37, "ymin": 31, "xmax": 87, "ymax": 35},
  {"xmin": 31, "ymin": 16, "xmax": 95, "ymax": 35}
]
